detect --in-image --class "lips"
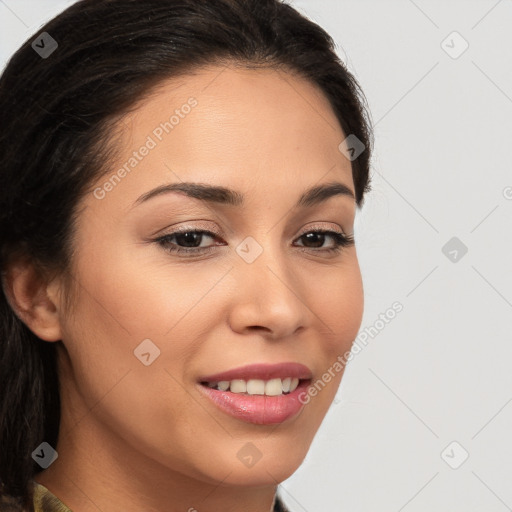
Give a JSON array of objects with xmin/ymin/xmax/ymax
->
[
  {"xmin": 198, "ymin": 362, "xmax": 313, "ymax": 382},
  {"xmin": 196, "ymin": 362, "xmax": 313, "ymax": 425}
]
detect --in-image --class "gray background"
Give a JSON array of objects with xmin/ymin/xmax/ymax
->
[{"xmin": 1, "ymin": 1, "xmax": 511, "ymax": 511}]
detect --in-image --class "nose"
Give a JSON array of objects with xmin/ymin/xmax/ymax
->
[{"xmin": 227, "ymin": 243, "xmax": 310, "ymax": 340}]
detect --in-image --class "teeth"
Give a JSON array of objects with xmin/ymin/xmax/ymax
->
[
  {"xmin": 206, "ymin": 377, "xmax": 301, "ymax": 395},
  {"xmin": 246, "ymin": 379, "xmax": 265, "ymax": 395},
  {"xmin": 265, "ymin": 378, "xmax": 283, "ymax": 396},
  {"xmin": 230, "ymin": 379, "xmax": 247, "ymax": 393},
  {"xmin": 282, "ymin": 377, "xmax": 292, "ymax": 393},
  {"xmin": 217, "ymin": 381, "xmax": 230, "ymax": 391}
]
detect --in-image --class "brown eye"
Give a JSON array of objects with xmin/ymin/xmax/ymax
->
[
  {"xmin": 294, "ymin": 229, "xmax": 354, "ymax": 253},
  {"xmin": 155, "ymin": 229, "xmax": 223, "ymax": 256}
]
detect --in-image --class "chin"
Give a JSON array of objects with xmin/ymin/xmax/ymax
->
[
  {"xmin": 197, "ymin": 441, "xmax": 310, "ymax": 487},
  {"xmin": 217, "ymin": 459, "xmax": 305, "ymax": 487}
]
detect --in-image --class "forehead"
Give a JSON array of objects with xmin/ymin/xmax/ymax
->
[{"xmin": 87, "ymin": 64, "xmax": 354, "ymax": 213}]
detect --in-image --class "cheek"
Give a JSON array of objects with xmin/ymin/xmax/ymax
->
[
  {"xmin": 57, "ymin": 250, "xmax": 219, "ymax": 469},
  {"xmin": 71, "ymin": 239, "xmax": 219, "ymax": 340},
  {"xmin": 311, "ymin": 257, "xmax": 364, "ymax": 351},
  {"xmin": 57, "ymin": 243, "xmax": 204, "ymax": 390},
  {"xmin": 302, "ymin": 257, "xmax": 363, "ymax": 406}
]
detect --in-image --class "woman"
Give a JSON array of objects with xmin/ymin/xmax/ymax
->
[{"xmin": 0, "ymin": 0, "xmax": 373, "ymax": 510}]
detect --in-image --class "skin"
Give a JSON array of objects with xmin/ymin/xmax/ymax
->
[{"xmin": 5, "ymin": 64, "xmax": 364, "ymax": 512}]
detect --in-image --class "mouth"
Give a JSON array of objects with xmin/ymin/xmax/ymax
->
[
  {"xmin": 196, "ymin": 363, "xmax": 313, "ymax": 425},
  {"xmin": 199, "ymin": 376, "xmax": 305, "ymax": 396}
]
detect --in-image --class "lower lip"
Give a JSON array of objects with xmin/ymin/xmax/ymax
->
[{"xmin": 197, "ymin": 380, "xmax": 311, "ymax": 425}]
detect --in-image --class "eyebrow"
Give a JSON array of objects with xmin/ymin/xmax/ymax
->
[{"xmin": 132, "ymin": 180, "xmax": 355, "ymax": 209}]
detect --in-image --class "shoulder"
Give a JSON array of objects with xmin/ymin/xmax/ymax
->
[
  {"xmin": 31, "ymin": 482, "xmax": 71, "ymax": 512},
  {"xmin": 4, "ymin": 483, "xmax": 292, "ymax": 512}
]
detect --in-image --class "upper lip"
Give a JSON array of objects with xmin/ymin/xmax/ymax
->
[{"xmin": 198, "ymin": 362, "xmax": 313, "ymax": 383}]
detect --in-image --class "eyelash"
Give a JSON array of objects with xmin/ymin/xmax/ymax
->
[{"xmin": 154, "ymin": 227, "xmax": 354, "ymax": 257}]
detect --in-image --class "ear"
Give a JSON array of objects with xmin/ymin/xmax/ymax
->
[{"xmin": 1, "ymin": 257, "xmax": 63, "ymax": 342}]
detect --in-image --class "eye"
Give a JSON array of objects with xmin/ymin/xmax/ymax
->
[
  {"xmin": 294, "ymin": 228, "xmax": 354, "ymax": 254},
  {"xmin": 153, "ymin": 227, "xmax": 354, "ymax": 257},
  {"xmin": 154, "ymin": 229, "xmax": 223, "ymax": 256}
]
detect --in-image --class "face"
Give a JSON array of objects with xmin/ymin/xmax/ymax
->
[{"xmin": 49, "ymin": 64, "xmax": 364, "ymax": 488}]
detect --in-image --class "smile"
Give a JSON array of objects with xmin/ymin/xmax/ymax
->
[{"xmin": 197, "ymin": 363, "xmax": 313, "ymax": 425}]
